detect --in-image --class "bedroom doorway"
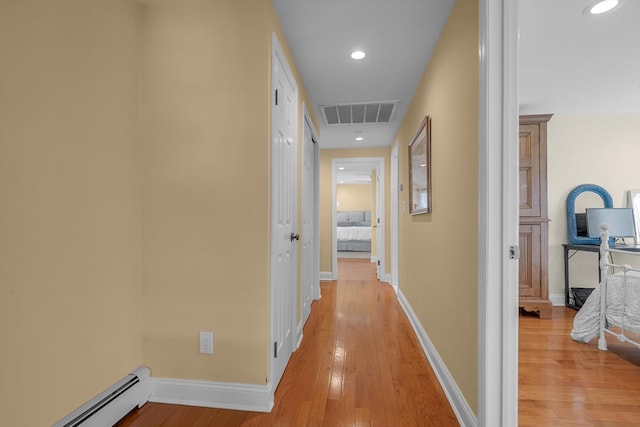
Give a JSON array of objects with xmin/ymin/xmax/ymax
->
[{"xmin": 331, "ymin": 157, "xmax": 385, "ymax": 280}]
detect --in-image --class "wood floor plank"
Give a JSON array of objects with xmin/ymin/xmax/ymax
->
[{"xmin": 118, "ymin": 259, "xmax": 458, "ymax": 426}]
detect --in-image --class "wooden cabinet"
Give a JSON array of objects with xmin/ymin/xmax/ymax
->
[{"xmin": 518, "ymin": 114, "xmax": 552, "ymax": 318}]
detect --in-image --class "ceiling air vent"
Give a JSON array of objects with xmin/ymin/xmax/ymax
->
[{"xmin": 321, "ymin": 102, "xmax": 398, "ymax": 125}]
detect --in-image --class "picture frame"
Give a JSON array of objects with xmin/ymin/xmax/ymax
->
[{"xmin": 408, "ymin": 116, "xmax": 431, "ymax": 215}]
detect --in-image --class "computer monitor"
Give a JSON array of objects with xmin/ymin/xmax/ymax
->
[{"xmin": 586, "ymin": 208, "xmax": 636, "ymax": 239}]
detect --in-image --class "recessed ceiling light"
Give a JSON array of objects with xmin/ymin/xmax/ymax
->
[
  {"xmin": 587, "ymin": 0, "xmax": 620, "ymax": 15},
  {"xmin": 420, "ymin": 163, "xmax": 427, "ymax": 167},
  {"xmin": 351, "ymin": 50, "xmax": 366, "ymax": 60},
  {"xmin": 339, "ymin": 181, "xmax": 345, "ymax": 184},
  {"xmin": 355, "ymin": 137, "xmax": 364, "ymax": 141},
  {"xmin": 338, "ymin": 167, "xmax": 345, "ymax": 170}
]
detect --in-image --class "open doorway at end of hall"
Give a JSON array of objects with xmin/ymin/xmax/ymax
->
[
  {"xmin": 336, "ymin": 180, "xmax": 373, "ymax": 260},
  {"xmin": 332, "ymin": 157, "xmax": 385, "ymax": 280}
]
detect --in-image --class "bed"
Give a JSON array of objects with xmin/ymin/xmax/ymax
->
[
  {"xmin": 571, "ymin": 224, "xmax": 640, "ymax": 351},
  {"xmin": 336, "ymin": 210, "xmax": 372, "ymax": 252}
]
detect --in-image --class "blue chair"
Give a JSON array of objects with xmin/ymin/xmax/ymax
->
[{"xmin": 566, "ymin": 184, "xmax": 614, "ymax": 245}]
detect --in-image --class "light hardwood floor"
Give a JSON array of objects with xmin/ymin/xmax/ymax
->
[
  {"xmin": 118, "ymin": 261, "xmax": 640, "ymax": 426},
  {"xmin": 519, "ymin": 306, "xmax": 640, "ymax": 426},
  {"xmin": 117, "ymin": 259, "xmax": 458, "ymax": 426}
]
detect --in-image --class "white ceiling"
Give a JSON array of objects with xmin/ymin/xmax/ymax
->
[
  {"xmin": 272, "ymin": 0, "xmax": 456, "ymax": 150},
  {"xmin": 335, "ymin": 160, "xmax": 378, "ymax": 185},
  {"xmin": 272, "ymin": 0, "xmax": 640, "ymax": 179},
  {"xmin": 519, "ymin": 0, "xmax": 640, "ymax": 115}
]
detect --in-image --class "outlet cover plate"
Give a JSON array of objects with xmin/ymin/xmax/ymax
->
[{"xmin": 199, "ymin": 331, "xmax": 213, "ymax": 354}]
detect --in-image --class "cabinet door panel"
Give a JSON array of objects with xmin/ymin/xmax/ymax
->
[
  {"xmin": 519, "ymin": 124, "xmax": 540, "ymax": 217},
  {"xmin": 519, "ymin": 223, "xmax": 542, "ymax": 298}
]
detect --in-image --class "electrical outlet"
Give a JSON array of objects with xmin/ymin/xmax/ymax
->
[{"xmin": 199, "ymin": 331, "xmax": 213, "ymax": 354}]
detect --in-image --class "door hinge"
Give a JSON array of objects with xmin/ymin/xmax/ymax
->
[
  {"xmin": 275, "ymin": 89, "xmax": 278, "ymax": 106},
  {"xmin": 274, "ymin": 342, "xmax": 278, "ymax": 358},
  {"xmin": 509, "ymin": 245, "xmax": 520, "ymax": 260}
]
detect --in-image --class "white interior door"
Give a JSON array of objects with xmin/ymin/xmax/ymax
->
[
  {"xmin": 270, "ymin": 33, "xmax": 298, "ymax": 389},
  {"xmin": 301, "ymin": 115, "xmax": 317, "ymax": 326}
]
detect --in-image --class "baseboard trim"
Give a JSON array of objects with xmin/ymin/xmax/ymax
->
[
  {"xmin": 379, "ymin": 273, "xmax": 392, "ymax": 284},
  {"xmin": 549, "ymin": 293, "xmax": 565, "ymax": 306},
  {"xmin": 370, "ymin": 256, "xmax": 378, "ymax": 263},
  {"xmin": 397, "ymin": 290, "xmax": 477, "ymax": 427},
  {"xmin": 149, "ymin": 378, "xmax": 273, "ymax": 413},
  {"xmin": 319, "ymin": 271, "xmax": 333, "ymax": 281}
]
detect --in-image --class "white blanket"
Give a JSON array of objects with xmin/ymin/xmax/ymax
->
[
  {"xmin": 336, "ymin": 226, "xmax": 371, "ymax": 241},
  {"xmin": 571, "ymin": 270, "xmax": 640, "ymax": 343}
]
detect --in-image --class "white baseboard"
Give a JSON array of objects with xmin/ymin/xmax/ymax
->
[
  {"xmin": 53, "ymin": 366, "xmax": 151, "ymax": 427},
  {"xmin": 549, "ymin": 293, "xmax": 565, "ymax": 306},
  {"xmin": 370, "ymin": 256, "xmax": 378, "ymax": 263},
  {"xmin": 379, "ymin": 273, "xmax": 392, "ymax": 284},
  {"xmin": 397, "ymin": 291, "xmax": 477, "ymax": 427},
  {"xmin": 319, "ymin": 271, "xmax": 333, "ymax": 281},
  {"xmin": 150, "ymin": 378, "xmax": 273, "ymax": 413}
]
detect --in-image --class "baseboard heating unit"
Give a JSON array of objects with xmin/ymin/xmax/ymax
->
[{"xmin": 52, "ymin": 366, "xmax": 151, "ymax": 427}]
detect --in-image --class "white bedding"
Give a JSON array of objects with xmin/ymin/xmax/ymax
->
[
  {"xmin": 337, "ymin": 226, "xmax": 371, "ymax": 241},
  {"xmin": 571, "ymin": 270, "xmax": 640, "ymax": 343}
]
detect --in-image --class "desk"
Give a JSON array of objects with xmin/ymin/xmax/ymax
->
[{"xmin": 562, "ymin": 244, "xmax": 601, "ymax": 310}]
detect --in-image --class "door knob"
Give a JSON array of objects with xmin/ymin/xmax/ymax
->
[{"xmin": 290, "ymin": 233, "xmax": 300, "ymax": 242}]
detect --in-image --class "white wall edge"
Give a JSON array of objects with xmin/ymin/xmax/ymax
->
[
  {"xmin": 549, "ymin": 293, "xmax": 565, "ymax": 306},
  {"xmin": 319, "ymin": 271, "xmax": 333, "ymax": 281},
  {"xmin": 397, "ymin": 290, "xmax": 477, "ymax": 427},
  {"xmin": 150, "ymin": 378, "xmax": 274, "ymax": 413}
]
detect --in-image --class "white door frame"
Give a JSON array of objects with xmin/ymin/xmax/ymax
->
[
  {"xmin": 374, "ymin": 164, "xmax": 386, "ymax": 280},
  {"xmin": 332, "ymin": 157, "xmax": 385, "ymax": 280},
  {"xmin": 302, "ymin": 102, "xmax": 321, "ymax": 306},
  {"xmin": 390, "ymin": 144, "xmax": 399, "ymax": 293},
  {"xmin": 478, "ymin": 0, "xmax": 519, "ymax": 425}
]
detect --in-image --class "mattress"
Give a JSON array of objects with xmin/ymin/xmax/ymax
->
[
  {"xmin": 571, "ymin": 270, "xmax": 640, "ymax": 343},
  {"xmin": 337, "ymin": 226, "xmax": 371, "ymax": 241}
]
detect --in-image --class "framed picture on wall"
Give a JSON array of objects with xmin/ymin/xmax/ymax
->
[{"xmin": 408, "ymin": 116, "xmax": 432, "ymax": 215}]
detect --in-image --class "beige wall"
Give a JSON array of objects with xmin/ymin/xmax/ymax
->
[
  {"xmin": 320, "ymin": 149, "xmax": 390, "ymax": 274},
  {"xmin": 393, "ymin": 0, "xmax": 479, "ymax": 413},
  {"xmin": 548, "ymin": 114, "xmax": 640, "ymax": 296},
  {"xmin": 0, "ymin": 1, "xmax": 142, "ymax": 426},
  {"xmin": 138, "ymin": 0, "xmax": 315, "ymax": 384},
  {"xmin": 0, "ymin": 1, "xmax": 316, "ymax": 424},
  {"xmin": 337, "ymin": 184, "xmax": 372, "ymax": 211}
]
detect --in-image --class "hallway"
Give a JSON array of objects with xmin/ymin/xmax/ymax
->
[{"xmin": 118, "ymin": 259, "xmax": 458, "ymax": 426}]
